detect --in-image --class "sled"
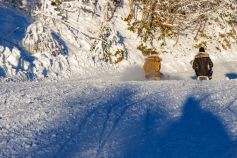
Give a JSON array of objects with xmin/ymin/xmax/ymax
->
[
  {"xmin": 150, "ymin": 76, "xmax": 160, "ymax": 80},
  {"xmin": 197, "ymin": 76, "xmax": 209, "ymax": 80},
  {"xmin": 145, "ymin": 75, "xmax": 160, "ymax": 80}
]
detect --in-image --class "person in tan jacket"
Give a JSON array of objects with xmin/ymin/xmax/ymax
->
[{"xmin": 143, "ymin": 51, "xmax": 162, "ymax": 80}]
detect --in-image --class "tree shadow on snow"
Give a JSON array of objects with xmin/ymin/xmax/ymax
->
[
  {"xmin": 122, "ymin": 97, "xmax": 237, "ymax": 158},
  {"xmin": 225, "ymin": 73, "xmax": 237, "ymax": 80},
  {"xmin": 51, "ymin": 32, "xmax": 69, "ymax": 55},
  {"xmin": 0, "ymin": 6, "xmax": 37, "ymax": 79},
  {"xmin": 0, "ymin": 6, "xmax": 29, "ymax": 50},
  {"xmin": 0, "ymin": 5, "xmax": 69, "ymax": 80}
]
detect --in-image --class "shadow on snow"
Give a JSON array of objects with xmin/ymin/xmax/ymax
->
[
  {"xmin": 0, "ymin": 6, "xmax": 29, "ymax": 49},
  {"xmin": 0, "ymin": 5, "xmax": 69, "ymax": 79},
  {"xmin": 225, "ymin": 73, "xmax": 237, "ymax": 80},
  {"xmin": 0, "ymin": 5, "xmax": 36, "ymax": 79},
  {"xmin": 26, "ymin": 87, "xmax": 237, "ymax": 158},
  {"xmin": 123, "ymin": 97, "xmax": 236, "ymax": 158}
]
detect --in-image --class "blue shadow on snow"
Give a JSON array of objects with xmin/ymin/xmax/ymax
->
[
  {"xmin": 22, "ymin": 88, "xmax": 237, "ymax": 158},
  {"xmin": 225, "ymin": 73, "xmax": 237, "ymax": 80},
  {"xmin": 123, "ymin": 97, "xmax": 236, "ymax": 158},
  {"xmin": 0, "ymin": 6, "xmax": 29, "ymax": 50},
  {"xmin": 0, "ymin": 5, "xmax": 69, "ymax": 80},
  {"xmin": 51, "ymin": 32, "xmax": 69, "ymax": 55},
  {"xmin": 0, "ymin": 6, "xmax": 36, "ymax": 79}
]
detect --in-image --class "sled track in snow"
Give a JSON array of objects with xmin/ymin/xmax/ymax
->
[
  {"xmin": 53, "ymin": 85, "xmax": 180, "ymax": 158},
  {"xmin": 1, "ymin": 80, "xmax": 237, "ymax": 157}
]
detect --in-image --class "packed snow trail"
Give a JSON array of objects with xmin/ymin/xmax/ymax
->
[
  {"xmin": 0, "ymin": 79, "xmax": 237, "ymax": 157},
  {"xmin": 120, "ymin": 60, "xmax": 237, "ymax": 81}
]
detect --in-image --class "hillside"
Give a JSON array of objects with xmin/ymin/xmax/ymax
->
[
  {"xmin": 0, "ymin": 0, "xmax": 237, "ymax": 80},
  {"xmin": 1, "ymin": 1, "xmax": 237, "ymax": 158}
]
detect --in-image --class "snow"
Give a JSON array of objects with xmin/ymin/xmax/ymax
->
[
  {"xmin": 1, "ymin": 1, "xmax": 237, "ymax": 157},
  {"xmin": 0, "ymin": 79, "xmax": 237, "ymax": 157},
  {"xmin": 1, "ymin": 2, "xmax": 237, "ymax": 81}
]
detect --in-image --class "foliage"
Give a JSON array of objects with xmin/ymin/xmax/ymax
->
[
  {"xmin": 126, "ymin": 0, "xmax": 237, "ymax": 50},
  {"xmin": 137, "ymin": 43, "xmax": 157, "ymax": 56},
  {"xmin": 90, "ymin": 24, "xmax": 125, "ymax": 64},
  {"xmin": 113, "ymin": 49, "xmax": 125, "ymax": 64},
  {"xmin": 51, "ymin": 0, "xmax": 62, "ymax": 6},
  {"xmin": 22, "ymin": 22, "xmax": 65, "ymax": 56}
]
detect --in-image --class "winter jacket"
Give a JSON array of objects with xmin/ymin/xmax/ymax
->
[
  {"xmin": 192, "ymin": 52, "xmax": 213, "ymax": 77},
  {"xmin": 143, "ymin": 54, "xmax": 162, "ymax": 80}
]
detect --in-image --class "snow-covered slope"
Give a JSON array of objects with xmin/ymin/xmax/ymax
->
[
  {"xmin": 0, "ymin": 1, "xmax": 237, "ymax": 81},
  {"xmin": 1, "ymin": 2, "xmax": 237, "ymax": 158},
  {"xmin": 0, "ymin": 79, "xmax": 237, "ymax": 157}
]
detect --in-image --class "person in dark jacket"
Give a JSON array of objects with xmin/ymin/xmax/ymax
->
[{"xmin": 192, "ymin": 47, "xmax": 213, "ymax": 80}]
